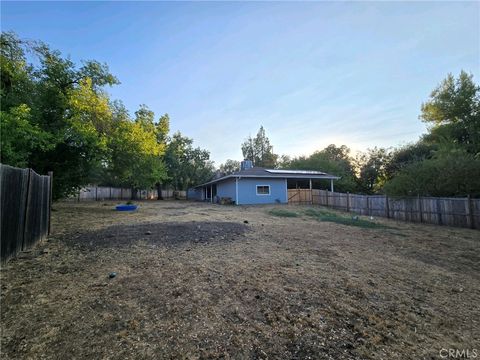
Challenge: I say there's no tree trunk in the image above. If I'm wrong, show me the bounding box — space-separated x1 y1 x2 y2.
156 182 163 200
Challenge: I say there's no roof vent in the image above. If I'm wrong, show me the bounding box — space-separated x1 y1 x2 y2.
241 160 253 171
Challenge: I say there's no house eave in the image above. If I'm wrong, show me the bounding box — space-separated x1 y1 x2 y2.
194 174 341 188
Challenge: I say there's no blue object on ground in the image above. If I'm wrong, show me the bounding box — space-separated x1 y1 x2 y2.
115 204 138 211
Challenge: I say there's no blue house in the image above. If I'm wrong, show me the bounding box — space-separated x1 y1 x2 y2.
189 160 339 205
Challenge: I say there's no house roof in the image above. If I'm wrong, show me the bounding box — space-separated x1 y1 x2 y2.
194 167 340 188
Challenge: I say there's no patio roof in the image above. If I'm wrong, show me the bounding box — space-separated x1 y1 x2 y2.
194 167 340 188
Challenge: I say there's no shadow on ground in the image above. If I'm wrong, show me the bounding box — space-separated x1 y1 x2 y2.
62 221 249 250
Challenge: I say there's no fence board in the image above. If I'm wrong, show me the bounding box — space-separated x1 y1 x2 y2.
288 189 311 204
1 164 52 263
23 170 50 250
287 188 480 230
75 186 186 201
1 165 29 262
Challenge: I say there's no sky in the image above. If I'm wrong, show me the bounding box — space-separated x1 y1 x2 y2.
1 1 479 165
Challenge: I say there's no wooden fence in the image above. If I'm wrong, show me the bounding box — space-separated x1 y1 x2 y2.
288 189 480 230
76 186 187 201
1 164 52 263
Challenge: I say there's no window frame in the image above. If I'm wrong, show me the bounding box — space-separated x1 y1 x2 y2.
256 184 271 196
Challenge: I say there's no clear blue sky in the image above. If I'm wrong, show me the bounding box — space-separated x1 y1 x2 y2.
2 1 479 165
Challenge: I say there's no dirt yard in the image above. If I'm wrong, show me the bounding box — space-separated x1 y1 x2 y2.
1 201 479 359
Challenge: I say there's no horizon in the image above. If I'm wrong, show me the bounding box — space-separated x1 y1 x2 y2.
2 1 479 165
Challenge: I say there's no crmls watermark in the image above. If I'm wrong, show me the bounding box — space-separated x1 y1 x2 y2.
439 349 478 358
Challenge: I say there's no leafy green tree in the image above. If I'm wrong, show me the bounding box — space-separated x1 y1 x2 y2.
383 72 480 197
421 71 480 155
321 144 356 176
107 104 167 192
0 32 35 110
241 126 278 167
384 141 437 180
134 104 156 132
384 149 480 197
0 104 54 167
0 32 170 199
164 132 214 190
282 145 359 193
1 32 119 198
153 113 170 198
0 32 173 199
219 159 240 175
241 136 256 164
322 144 351 163
276 154 292 168
356 147 391 194
156 113 170 144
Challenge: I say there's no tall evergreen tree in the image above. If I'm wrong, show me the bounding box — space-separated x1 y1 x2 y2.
241 126 278 167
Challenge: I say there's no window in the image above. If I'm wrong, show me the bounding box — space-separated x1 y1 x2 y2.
256 185 270 195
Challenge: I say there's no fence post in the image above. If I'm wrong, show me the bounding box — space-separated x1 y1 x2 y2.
366 196 370 216
325 190 329 207
385 195 390 219
109 187 112 200
346 192 350 212
418 195 423 223
309 179 312 205
22 169 33 251
48 171 53 235
466 195 474 229
436 198 443 226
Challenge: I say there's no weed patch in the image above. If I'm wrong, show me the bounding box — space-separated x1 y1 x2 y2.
268 209 299 218
304 208 389 229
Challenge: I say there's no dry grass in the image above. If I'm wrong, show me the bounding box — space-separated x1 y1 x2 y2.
1 200 479 359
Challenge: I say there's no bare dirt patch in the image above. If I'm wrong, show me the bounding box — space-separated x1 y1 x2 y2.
64 221 248 250
1 201 479 359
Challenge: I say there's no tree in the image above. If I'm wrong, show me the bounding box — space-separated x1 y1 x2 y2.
322 144 351 163
384 149 480 197
241 135 257 164
356 147 391 194
241 126 278 167
1 32 120 198
276 154 292 168
0 32 172 199
107 105 167 193
384 141 437 180
382 72 480 197
219 159 240 175
421 71 480 155
321 144 356 176
281 145 359 193
134 104 156 131
0 32 35 110
156 113 170 144
164 132 214 190
154 113 170 199
0 104 54 167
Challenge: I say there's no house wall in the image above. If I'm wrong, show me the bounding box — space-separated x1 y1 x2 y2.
216 179 236 202
187 188 203 201
193 177 288 205
237 178 287 205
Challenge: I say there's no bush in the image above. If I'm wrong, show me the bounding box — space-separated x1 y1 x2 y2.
384 153 480 197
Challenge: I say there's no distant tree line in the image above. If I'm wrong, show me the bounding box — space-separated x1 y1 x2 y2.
219 71 480 197
2 32 479 199
0 32 214 199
